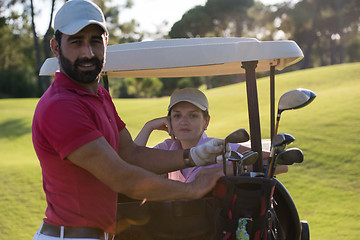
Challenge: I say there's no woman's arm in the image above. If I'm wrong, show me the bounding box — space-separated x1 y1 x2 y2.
134 116 173 146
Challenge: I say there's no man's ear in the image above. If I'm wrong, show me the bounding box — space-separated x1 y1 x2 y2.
50 37 60 59
105 35 109 45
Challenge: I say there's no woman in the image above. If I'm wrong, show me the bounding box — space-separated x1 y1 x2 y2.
135 88 285 182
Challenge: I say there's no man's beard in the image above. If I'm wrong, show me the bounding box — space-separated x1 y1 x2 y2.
59 48 104 84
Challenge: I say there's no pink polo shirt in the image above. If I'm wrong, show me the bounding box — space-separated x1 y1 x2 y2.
32 72 126 233
154 132 239 182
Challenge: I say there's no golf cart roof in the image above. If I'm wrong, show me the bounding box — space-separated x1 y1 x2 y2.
39 37 303 78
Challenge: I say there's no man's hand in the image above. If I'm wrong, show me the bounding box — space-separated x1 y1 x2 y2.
188 167 225 199
190 138 231 166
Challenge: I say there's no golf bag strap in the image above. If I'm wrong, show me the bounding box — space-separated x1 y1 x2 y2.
222 181 235 213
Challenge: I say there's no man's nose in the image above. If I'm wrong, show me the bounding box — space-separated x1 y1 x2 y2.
81 43 95 58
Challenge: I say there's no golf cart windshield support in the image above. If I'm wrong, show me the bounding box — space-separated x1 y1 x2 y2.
103 74 109 92
242 60 263 171
270 66 276 140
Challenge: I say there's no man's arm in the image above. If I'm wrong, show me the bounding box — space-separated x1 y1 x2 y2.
121 127 230 174
120 128 186 174
67 135 223 201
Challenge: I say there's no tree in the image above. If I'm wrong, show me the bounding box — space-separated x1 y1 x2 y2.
110 77 163 98
29 0 56 92
169 0 255 38
0 0 57 94
170 6 213 38
277 0 360 68
0 7 38 97
205 0 254 37
94 0 144 44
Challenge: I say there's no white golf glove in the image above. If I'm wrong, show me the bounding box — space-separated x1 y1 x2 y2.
190 138 231 166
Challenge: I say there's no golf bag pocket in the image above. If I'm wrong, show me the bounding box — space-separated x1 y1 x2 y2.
212 176 276 240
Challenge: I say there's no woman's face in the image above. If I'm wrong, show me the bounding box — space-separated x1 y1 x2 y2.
170 101 210 148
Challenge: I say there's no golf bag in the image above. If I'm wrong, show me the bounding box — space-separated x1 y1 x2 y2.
212 176 277 240
114 176 307 240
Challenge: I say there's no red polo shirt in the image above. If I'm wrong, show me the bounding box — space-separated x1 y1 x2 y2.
32 72 126 233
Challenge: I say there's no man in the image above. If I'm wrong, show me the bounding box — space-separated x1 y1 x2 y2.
32 0 229 239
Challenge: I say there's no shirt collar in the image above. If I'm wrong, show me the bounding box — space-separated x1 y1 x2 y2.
54 72 105 98
196 132 211 146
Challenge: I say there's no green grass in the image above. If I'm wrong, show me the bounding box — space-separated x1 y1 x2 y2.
1 63 359 239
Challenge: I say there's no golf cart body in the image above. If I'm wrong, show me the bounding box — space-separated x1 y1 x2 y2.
40 37 308 239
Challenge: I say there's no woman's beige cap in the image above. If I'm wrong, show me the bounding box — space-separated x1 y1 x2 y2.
54 0 108 35
168 88 209 111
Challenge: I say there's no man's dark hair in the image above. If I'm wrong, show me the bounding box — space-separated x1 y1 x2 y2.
54 30 63 46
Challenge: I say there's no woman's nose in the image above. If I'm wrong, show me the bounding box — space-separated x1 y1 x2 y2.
179 116 189 124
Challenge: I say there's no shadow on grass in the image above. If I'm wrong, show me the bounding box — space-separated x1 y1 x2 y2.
0 119 31 139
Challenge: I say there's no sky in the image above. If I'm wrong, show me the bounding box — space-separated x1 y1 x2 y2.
34 0 296 37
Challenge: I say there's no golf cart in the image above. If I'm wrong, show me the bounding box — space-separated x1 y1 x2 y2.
40 37 313 240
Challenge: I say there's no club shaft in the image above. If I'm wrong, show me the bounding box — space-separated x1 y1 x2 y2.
223 152 226 175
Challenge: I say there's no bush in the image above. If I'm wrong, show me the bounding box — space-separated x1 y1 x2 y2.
0 68 38 98
109 77 163 98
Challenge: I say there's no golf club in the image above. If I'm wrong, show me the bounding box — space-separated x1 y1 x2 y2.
266 133 295 178
228 150 259 176
274 88 316 137
272 133 295 147
238 151 258 174
228 150 243 176
275 148 303 166
225 129 250 144
223 129 250 175
268 148 303 178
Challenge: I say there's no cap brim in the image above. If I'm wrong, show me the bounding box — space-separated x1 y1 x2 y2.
168 100 207 111
58 20 108 35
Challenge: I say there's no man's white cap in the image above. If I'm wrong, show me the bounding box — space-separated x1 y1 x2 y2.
168 88 209 111
54 0 108 35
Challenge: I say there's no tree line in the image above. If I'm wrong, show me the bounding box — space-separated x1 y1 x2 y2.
0 0 359 98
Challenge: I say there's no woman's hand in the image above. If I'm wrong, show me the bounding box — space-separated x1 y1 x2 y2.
134 116 174 146
147 117 172 134
145 116 174 139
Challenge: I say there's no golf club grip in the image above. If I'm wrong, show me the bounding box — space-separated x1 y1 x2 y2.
266 158 274 178
274 121 280 138
223 152 226 175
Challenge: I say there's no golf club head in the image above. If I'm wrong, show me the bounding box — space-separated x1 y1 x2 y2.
228 150 243 162
272 133 295 147
276 147 304 165
241 151 259 166
278 88 316 114
225 128 250 144
228 151 244 176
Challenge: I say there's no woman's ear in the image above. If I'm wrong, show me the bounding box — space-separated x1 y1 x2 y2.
204 115 210 130
167 115 176 140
